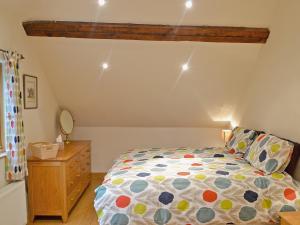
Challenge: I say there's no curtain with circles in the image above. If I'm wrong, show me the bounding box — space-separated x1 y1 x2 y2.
2 52 26 181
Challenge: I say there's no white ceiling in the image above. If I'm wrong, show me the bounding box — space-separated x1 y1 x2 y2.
1 0 279 127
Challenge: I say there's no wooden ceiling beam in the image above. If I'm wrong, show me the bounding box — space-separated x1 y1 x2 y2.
23 21 270 44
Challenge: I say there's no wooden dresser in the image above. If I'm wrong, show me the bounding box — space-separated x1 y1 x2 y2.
27 140 91 222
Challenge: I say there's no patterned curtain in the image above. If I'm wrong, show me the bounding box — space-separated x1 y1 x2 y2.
2 52 26 181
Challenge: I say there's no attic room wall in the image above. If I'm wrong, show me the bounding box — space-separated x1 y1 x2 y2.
236 0 300 143
0 11 59 187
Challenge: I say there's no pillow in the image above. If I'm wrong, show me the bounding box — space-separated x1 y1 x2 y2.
225 127 258 154
246 134 294 175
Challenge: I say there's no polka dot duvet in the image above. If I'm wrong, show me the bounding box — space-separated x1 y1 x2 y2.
94 147 300 225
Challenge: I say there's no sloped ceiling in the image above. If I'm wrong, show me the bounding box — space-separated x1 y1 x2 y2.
1 0 279 127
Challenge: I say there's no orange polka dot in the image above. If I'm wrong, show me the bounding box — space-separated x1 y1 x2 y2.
120 167 131 170
116 195 131 208
184 154 194 158
203 190 218 202
284 188 296 201
254 171 265 176
123 160 133 163
191 163 202 166
177 172 190 176
258 134 266 142
228 149 235 154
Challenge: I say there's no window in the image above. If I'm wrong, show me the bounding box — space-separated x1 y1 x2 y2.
0 63 3 152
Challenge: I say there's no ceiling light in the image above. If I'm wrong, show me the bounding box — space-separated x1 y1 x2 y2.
102 62 109 70
182 63 189 71
98 0 106 6
185 0 193 9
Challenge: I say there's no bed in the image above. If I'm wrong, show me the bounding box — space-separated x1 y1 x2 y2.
94 130 300 225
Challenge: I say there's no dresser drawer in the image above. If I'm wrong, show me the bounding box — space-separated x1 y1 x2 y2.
67 183 81 211
66 155 81 194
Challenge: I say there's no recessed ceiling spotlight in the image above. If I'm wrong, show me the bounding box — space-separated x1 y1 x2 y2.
102 62 109 70
182 63 189 71
98 0 106 6
185 0 193 9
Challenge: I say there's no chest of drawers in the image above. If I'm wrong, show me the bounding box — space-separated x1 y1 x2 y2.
27 140 91 222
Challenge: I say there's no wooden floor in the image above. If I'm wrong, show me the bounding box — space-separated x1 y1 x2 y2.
28 173 105 225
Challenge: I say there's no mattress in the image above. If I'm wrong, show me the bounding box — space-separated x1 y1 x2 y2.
94 147 300 225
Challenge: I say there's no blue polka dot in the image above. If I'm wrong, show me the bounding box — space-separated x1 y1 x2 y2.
111 213 129 225
172 178 191 190
254 177 270 189
113 171 128 176
229 137 236 146
137 172 151 177
280 205 296 212
259 150 267 162
193 149 204 154
214 177 231 189
265 159 278 173
153 155 164 159
130 180 148 193
154 209 171 225
133 161 146 166
138 151 147 153
239 206 256 221
158 192 174 205
214 154 224 158
226 163 237 165
151 168 166 172
138 159 148 161
134 153 145 158
95 186 106 199
196 207 215 223
156 164 167 167
260 136 270 147
244 190 258 203
216 170 229 176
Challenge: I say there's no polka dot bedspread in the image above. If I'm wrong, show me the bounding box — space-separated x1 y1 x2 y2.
94 147 300 225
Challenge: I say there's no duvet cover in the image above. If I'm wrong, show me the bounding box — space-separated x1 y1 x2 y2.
94 147 300 225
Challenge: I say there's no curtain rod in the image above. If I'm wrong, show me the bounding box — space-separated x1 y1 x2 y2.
0 48 25 59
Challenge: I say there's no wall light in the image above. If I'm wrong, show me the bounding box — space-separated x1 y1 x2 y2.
182 63 189 71
185 0 193 9
98 0 106 6
102 62 109 70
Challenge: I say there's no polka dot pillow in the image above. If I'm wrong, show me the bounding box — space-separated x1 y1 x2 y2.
246 134 294 175
225 127 258 154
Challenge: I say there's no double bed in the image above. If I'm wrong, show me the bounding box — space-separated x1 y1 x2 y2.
94 129 300 225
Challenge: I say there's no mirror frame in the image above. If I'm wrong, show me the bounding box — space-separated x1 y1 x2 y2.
59 109 74 143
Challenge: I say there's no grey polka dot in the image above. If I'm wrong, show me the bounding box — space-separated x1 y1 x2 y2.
130 180 148 193
254 177 270 189
172 178 191 190
196 207 215 223
154 208 171 225
265 159 278 173
280 205 296 212
214 177 232 189
239 206 256 221
111 213 129 225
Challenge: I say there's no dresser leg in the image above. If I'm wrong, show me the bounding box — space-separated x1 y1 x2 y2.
62 214 68 223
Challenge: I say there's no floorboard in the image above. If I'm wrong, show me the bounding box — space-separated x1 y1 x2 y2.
28 173 105 225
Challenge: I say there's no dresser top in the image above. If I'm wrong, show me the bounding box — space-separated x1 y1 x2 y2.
27 140 91 162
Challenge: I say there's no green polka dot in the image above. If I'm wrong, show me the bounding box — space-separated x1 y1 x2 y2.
130 180 148 193
214 177 231 189
220 200 232 211
271 144 281 153
177 200 189 212
234 174 246 181
196 207 215 223
239 206 256 221
154 208 172 225
271 173 285 180
172 178 191 190
238 141 246 150
262 199 272 209
195 174 206 180
154 175 165 182
112 178 124 185
134 203 147 215
97 208 103 218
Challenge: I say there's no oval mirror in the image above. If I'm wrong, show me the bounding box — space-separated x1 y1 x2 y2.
59 110 74 143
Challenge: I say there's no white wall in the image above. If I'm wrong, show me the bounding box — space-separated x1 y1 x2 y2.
0 12 59 184
73 127 224 172
236 0 300 143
